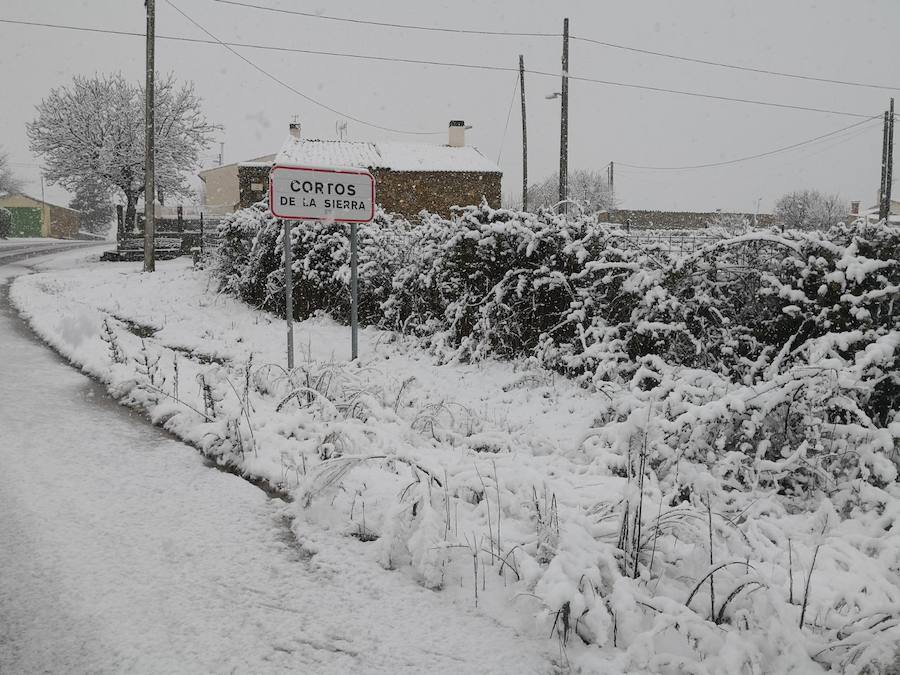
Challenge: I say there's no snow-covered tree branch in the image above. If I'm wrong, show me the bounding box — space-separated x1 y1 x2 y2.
27 72 220 228
774 189 847 231
508 169 616 214
0 149 25 196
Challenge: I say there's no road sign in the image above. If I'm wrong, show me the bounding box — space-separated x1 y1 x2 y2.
269 164 375 223
268 164 376 364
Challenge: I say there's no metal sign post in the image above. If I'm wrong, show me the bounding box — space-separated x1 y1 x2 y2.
350 221 359 360
283 218 294 370
269 164 375 363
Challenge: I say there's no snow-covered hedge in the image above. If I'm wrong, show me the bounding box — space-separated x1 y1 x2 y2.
215 203 899 498
216 203 898 438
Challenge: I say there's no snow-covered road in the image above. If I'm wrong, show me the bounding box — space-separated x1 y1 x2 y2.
0 238 106 265
0 253 549 674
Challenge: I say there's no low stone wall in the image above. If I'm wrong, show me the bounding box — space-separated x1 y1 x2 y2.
597 209 778 230
47 206 80 239
103 207 221 261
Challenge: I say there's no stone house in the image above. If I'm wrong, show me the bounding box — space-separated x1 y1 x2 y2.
198 154 276 215
238 121 502 219
851 198 900 225
0 193 80 238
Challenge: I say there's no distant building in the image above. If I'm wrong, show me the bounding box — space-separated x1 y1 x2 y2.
238 120 502 219
0 193 80 238
596 209 778 230
852 197 900 224
198 154 276 215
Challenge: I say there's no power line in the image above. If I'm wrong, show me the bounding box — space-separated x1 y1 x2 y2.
0 18 517 75
551 71 870 119
570 36 900 92
212 0 558 37
617 116 880 171
0 17 873 120
161 1 443 135
213 0 900 92
496 74 519 163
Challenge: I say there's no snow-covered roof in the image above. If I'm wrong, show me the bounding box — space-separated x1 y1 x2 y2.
275 137 501 173
199 154 275 177
0 192 78 212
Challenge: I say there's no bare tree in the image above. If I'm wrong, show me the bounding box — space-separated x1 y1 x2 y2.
774 190 846 231
27 72 219 228
0 149 25 196
515 169 616 214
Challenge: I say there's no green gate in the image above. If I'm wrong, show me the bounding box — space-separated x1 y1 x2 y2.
8 207 42 237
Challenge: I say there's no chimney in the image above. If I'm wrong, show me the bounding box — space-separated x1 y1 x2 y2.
289 121 302 140
448 120 465 147
850 200 860 215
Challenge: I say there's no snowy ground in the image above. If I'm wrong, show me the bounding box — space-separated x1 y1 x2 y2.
1 251 552 674
8 253 900 673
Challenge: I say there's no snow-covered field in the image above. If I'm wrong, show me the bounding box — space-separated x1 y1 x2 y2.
10 254 900 674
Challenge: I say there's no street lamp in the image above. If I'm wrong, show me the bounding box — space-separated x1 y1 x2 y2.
545 91 567 213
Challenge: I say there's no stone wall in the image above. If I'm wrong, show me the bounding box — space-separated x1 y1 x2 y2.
238 165 272 209
597 209 779 230
47 205 80 239
237 164 501 219
371 169 501 219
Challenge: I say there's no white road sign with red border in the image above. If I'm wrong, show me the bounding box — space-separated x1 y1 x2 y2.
269 165 375 222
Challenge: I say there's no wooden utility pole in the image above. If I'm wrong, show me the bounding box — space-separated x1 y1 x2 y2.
885 98 894 221
519 54 528 211
879 110 889 222
608 161 615 197
144 0 156 272
559 17 569 214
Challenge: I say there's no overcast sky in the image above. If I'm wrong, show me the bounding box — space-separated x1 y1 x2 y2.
2 0 898 212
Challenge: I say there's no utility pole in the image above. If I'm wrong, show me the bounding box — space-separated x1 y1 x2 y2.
879 111 889 222
885 98 894 222
39 172 49 237
608 161 614 197
559 17 569 214
144 0 156 272
519 54 528 211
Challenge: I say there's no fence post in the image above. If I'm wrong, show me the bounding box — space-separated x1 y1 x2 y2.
116 205 124 240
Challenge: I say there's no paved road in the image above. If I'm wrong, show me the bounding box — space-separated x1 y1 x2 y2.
0 252 548 674
0 239 108 265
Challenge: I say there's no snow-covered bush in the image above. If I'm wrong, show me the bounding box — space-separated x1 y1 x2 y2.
216 204 416 325
215 204 899 496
